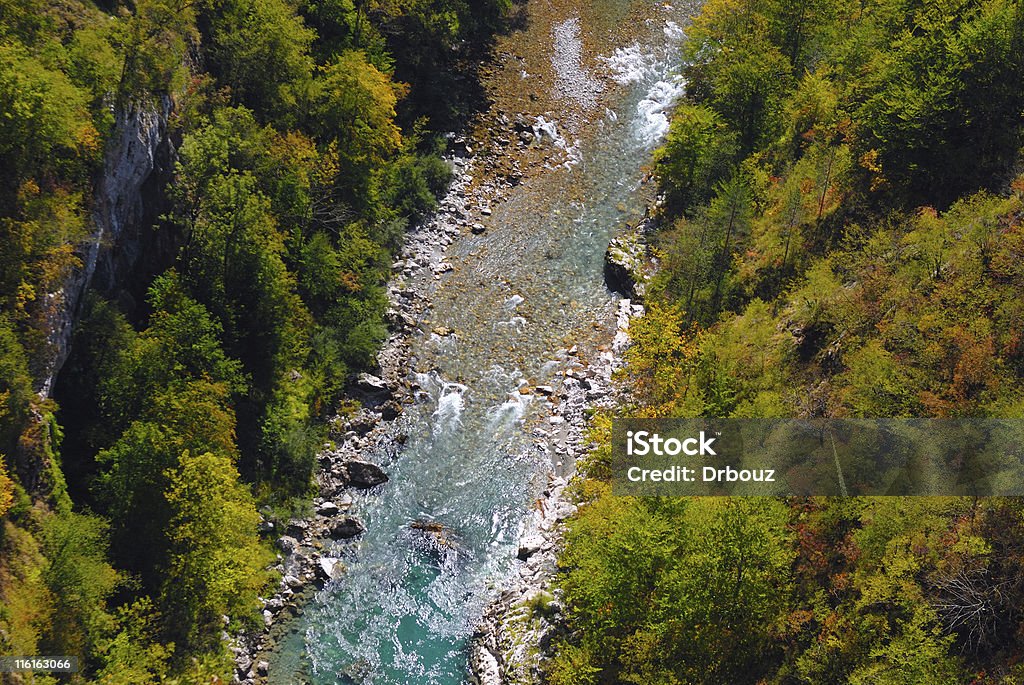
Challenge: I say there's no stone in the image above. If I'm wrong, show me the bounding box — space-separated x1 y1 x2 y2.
345 460 389 488
355 373 390 394
410 520 445 533
517 535 545 561
277 535 299 555
283 574 304 589
471 223 486 234
256 661 269 676
534 385 555 396
286 518 308 536
317 501 341 516
329 516 366 539
318 557 345 581
603 231 647 301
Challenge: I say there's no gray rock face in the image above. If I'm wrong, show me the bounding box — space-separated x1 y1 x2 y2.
318 557 345 581
316 501 341 516
40 97 173 397
345 460 389 488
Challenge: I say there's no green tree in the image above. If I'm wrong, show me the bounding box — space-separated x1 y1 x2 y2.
161 450 271 651
39 511 119 665
654 103 737 212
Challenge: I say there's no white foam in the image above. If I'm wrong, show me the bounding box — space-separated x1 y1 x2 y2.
600 43 657 85
635 76 686 147
504 294 525 309
433 380 468 431
486 390 532 431
533 116 583 168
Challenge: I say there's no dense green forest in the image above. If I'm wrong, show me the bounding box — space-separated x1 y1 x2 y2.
0 0 507 680
551 0 1024 683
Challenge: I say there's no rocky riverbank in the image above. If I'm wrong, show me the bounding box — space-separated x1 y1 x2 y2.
230 150 482 683
468 295 643 685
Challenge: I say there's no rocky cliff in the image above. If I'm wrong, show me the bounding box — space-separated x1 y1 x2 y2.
38 96 174 397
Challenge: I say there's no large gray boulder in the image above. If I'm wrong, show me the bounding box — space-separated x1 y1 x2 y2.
329 516 366 539
603 234 647 301
345 460 389 488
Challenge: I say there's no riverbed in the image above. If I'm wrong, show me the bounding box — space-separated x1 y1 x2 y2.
267 2 694 682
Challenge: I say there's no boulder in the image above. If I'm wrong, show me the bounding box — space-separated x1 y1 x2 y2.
329 516 366 540
316 501 341 516
345 460 389 488
236 655 253 678
355 373 391 396
603 232 647 301
318 557 345 581
277 535 299 555
517 535 545 561
286 518 308 535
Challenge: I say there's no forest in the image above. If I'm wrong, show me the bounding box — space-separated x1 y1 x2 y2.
549 0 1024 683
0 0 507 681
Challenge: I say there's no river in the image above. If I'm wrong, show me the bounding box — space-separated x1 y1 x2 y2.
269 1 692 682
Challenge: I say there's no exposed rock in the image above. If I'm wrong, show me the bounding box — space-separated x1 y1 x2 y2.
316 501 341 516
277 536 299 555
328 516 366 539
285 519 308 537
318 557 345 581
236 654 253 678
356 373 391 395
345 460 389 488
410 520 445 533
517 535 545 561
603 230 648 301
40 97 174 397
